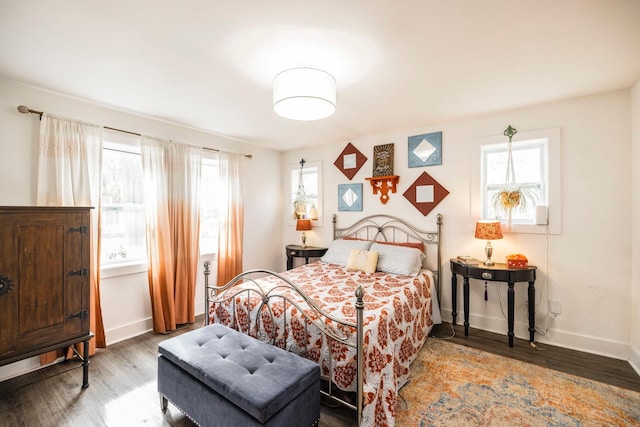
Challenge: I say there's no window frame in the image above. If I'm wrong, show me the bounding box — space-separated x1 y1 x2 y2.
100 131 148 276
286 160 323 226
471 127 561 235
481 138 547 224
199 152 220 256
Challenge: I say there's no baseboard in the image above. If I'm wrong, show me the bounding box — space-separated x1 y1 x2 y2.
105 317 154 345
440 309 632 361
630 345 640 377
106 303 205 346
0 355 64 382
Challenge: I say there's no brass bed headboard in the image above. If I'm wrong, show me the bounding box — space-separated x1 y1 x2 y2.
332 213 443 302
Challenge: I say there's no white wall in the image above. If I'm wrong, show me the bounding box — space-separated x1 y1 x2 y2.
283 89 634 360
0 78 282 379
631 81 640 373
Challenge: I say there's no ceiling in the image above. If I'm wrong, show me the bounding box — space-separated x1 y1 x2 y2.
1 1 639 151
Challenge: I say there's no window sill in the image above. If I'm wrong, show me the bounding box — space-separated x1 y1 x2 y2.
504 223 560 235
100 260 148 279
100 253 217 280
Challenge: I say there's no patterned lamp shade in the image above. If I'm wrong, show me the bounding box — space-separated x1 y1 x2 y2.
475 221 503 240
296 219 312 231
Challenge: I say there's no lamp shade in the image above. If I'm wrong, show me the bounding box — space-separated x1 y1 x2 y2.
475 220 503 240
273 67 336 121
296 219 312 231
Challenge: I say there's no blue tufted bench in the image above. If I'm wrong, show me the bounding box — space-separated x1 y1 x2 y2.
157 323 320 426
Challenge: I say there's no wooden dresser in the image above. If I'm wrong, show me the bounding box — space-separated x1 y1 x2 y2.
0 206 93 388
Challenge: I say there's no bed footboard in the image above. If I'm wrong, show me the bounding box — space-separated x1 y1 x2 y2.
204 262 364 426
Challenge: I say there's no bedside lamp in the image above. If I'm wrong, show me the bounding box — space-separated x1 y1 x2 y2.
296 219 312 247
475 220 503 266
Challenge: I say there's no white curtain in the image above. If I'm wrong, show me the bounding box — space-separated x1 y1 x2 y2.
217 152 245 286
37 115 102 207
141 136 202 333
36 114 106 356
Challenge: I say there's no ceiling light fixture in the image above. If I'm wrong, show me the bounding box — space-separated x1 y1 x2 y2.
273 67 336 121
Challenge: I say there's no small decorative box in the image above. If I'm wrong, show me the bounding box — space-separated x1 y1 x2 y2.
507 259 528 269
506 254 528 269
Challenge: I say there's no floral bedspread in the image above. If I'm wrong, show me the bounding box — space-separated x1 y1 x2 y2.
208 261 436 427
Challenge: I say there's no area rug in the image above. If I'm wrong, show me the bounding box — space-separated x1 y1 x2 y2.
395 339 640 427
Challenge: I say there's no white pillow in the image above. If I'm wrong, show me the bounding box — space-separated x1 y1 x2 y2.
370 242 425 276
321 239 373 266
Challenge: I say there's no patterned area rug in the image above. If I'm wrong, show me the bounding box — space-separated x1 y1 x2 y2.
395 339 640 426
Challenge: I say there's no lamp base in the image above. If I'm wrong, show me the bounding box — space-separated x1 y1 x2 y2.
483 241 494 266
301 231 307 248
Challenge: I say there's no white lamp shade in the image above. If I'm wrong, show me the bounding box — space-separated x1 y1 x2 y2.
273 67 336 121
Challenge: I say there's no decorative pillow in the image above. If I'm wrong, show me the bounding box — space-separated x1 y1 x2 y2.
342 237 425 253
370 242 425 276
376 240 426 253
346 249 379 273
320 239 373 266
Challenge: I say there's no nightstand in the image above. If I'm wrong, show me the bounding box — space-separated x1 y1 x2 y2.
286 245 328 270
450 259 537 347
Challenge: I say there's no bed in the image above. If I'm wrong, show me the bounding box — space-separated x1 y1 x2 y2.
204 214 442 427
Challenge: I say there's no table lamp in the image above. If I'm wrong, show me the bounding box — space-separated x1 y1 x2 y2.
475 220 503 266
296 219 312 247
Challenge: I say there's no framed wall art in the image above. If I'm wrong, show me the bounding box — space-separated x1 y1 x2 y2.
372 143 394 176
338 183 363 211
408 131 442 167
334 142 367 180
402 171 449 216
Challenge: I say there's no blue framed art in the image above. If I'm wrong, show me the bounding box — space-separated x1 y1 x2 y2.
338 183 363 211
408 131 442 167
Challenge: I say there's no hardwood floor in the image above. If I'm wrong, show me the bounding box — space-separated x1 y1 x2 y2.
430 322 640 393
1 318 638 426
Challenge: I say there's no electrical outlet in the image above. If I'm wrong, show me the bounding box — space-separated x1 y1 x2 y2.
549 300 562 315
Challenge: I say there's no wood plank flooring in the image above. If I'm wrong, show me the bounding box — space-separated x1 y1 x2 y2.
1 318 638 426
430 322 640 393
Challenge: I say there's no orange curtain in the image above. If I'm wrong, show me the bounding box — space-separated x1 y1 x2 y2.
36 115 106 365
217 152 244 285
141 137 201 333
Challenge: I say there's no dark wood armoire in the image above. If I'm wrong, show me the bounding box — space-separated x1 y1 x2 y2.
0 206 93 388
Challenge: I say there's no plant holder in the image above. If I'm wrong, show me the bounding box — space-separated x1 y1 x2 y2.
492 125 537 228
503 125 517 226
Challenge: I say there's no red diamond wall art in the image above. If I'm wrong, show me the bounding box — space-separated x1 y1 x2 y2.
403 171 449 216
334 142 367 180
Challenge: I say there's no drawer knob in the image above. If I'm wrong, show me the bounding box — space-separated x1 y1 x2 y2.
482 272 493 280
290 251 296 255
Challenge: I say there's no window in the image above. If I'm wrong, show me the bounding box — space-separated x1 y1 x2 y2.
481 138 547 224
199 154 219 255
288 160 322 224
100 133 221 271
471 128 561 234
101 134 146 266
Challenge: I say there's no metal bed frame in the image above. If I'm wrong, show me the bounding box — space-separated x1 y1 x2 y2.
204 213 442 426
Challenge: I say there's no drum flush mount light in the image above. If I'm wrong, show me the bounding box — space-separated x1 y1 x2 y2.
273 67 336 121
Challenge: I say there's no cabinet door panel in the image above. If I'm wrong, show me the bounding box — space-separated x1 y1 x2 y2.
18 223 66 333
0 217 18 356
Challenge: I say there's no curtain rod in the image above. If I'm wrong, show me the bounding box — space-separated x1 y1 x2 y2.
17 105 253 159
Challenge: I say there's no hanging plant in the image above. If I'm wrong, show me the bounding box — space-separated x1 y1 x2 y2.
493 185 537 212
492 125 537 223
